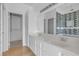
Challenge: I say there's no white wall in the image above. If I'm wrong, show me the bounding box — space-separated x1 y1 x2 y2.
27 7 57 35
37 13 44 33
28 8 45 35
44 9 56 20
28 7 38 35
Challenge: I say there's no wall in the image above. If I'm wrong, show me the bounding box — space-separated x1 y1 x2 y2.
28 7 38 35
28 8 45 35
37 13 44 33
30 9 57 35
44 9 56 20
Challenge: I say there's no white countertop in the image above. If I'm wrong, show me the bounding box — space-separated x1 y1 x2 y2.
30 34 79 55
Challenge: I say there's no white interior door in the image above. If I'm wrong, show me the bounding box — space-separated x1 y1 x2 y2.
48 18 54 34
10 13 22 42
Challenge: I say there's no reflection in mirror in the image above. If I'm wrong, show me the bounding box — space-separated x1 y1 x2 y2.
56 10 79 37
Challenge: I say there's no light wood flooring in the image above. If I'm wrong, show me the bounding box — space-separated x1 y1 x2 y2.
10 40 22 48
3 40 35 56
0 52 2 56
3 47 35 56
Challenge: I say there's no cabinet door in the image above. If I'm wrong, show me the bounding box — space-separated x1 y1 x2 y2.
29 36 35 53
41 41 62 56
62 49 77 56
35 39 40 56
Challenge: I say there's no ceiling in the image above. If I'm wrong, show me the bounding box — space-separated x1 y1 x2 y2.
24 3 51 12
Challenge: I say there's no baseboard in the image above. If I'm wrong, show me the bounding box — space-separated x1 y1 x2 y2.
23 42 27 46
2 47 8 55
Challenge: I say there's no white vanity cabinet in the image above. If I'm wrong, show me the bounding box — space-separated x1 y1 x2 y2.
34 39 41 55
61 49 77 56
29 36 63 56
41 41 63 56
41 41 77 56
29 35 78 56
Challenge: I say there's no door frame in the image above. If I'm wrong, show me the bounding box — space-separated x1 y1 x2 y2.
8 12 23 48
1 3 3 55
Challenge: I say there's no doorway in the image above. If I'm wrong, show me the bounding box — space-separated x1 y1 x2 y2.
48 18 54 34
9 13 23 48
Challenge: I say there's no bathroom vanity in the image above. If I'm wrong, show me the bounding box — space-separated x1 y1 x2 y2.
29 34 79 56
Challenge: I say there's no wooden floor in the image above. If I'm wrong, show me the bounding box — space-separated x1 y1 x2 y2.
3 40 35 56
0 52 2 56
10 40 22 48
3 47 35 56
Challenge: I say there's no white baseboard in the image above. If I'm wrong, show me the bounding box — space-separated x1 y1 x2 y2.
23 42 26 46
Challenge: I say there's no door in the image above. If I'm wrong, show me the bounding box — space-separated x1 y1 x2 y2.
10 13 22 48
48 18 54 34
44 19 46 33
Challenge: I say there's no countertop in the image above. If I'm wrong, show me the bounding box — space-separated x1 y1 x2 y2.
30 34 79 55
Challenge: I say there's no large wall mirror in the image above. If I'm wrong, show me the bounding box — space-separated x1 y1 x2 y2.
44 4 79 38
56 10 79 37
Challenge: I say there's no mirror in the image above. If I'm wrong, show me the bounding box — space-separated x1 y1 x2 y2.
56 4 79 38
